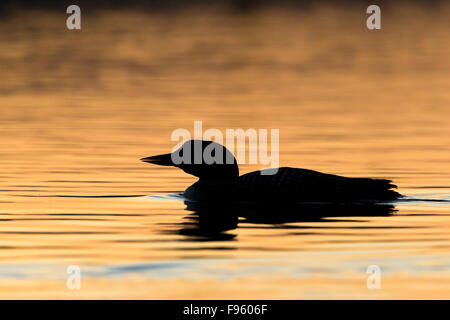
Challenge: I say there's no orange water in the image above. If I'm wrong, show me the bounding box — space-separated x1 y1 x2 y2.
0 3 449 298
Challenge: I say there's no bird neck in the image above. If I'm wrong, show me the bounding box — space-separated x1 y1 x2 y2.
198 176 238 185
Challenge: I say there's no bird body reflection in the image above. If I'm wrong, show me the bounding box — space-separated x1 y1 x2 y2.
177 200 396 241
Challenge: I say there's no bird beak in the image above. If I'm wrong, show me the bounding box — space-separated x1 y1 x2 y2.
140 153 174 166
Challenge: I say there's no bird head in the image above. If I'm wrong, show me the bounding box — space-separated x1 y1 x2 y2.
141 140 239 181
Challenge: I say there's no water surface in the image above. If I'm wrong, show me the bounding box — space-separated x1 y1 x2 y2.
0 4 449 298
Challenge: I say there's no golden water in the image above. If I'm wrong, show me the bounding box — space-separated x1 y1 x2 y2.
0 4 449 298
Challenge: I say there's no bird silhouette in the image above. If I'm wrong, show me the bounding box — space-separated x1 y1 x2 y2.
141 140 401 204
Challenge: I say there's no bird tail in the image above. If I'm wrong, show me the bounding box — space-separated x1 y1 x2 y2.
351 178 401 200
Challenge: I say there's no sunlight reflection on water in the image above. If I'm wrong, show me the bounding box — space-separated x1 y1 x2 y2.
0 3 449 298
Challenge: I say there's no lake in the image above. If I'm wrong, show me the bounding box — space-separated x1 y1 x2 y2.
0 2 449 298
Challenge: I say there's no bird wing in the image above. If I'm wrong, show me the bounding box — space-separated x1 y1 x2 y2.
237 167 400 201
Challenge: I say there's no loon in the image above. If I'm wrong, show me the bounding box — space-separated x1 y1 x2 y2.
141 140 401 203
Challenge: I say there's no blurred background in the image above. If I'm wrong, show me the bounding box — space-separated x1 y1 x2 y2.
0 0 449 299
